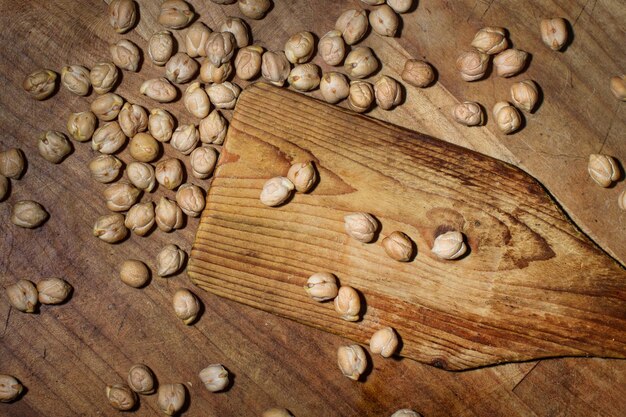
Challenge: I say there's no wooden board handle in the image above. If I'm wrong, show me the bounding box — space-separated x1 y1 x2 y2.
189 83 626 370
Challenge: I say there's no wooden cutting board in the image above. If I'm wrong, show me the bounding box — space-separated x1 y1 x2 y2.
188 83 626 371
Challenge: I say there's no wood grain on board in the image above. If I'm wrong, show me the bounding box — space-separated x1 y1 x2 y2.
0 0 625 416
189 83 626 370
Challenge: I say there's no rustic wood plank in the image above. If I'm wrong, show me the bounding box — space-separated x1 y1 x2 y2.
0 0 625 415
189 83 626 370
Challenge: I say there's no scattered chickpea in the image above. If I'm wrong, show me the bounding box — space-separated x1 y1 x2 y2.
369 4 399 37
92 121 127 154
165 52 199 84
205 31 237 67
369 327 399 357
452 101 483 127
200 59 233 84
471 26 508 55
156 243 186 277
287 161 317 192
348 80 375 113
119 103 148 138
304 272 338 302
176 183 205 217
493 48 528 78
205 82 241 109
11 200 48 229
382 231 413 262
128 364 156 395
238 0 271 20
510 80 539 113
374 75 402 110
6 279 39 313
149 30 175 66
288 64 321 92
318 30 346 66
91 93 125 121
106 383 137 411
90 62 119 95
173 288 201 325
155 197 185 232
155 158 184 190
0 148 26 179
120 259 151 288
149 108 176 143
387 0 413 13
199 110 228 144
391 410 422 417
334 286 361 321
171 124 200 155
432 230 467 260
335 9 369 45
158 0 195 29
67 111 98 142
337 344 367 380
125 201 156 236
344 212 378 243
157 383 186 416
130 132 161 162
610 75 626 101
234 45 264 80
140 78 178 103
540 18 569 51
401 59 435 88
108 0 137 34
88 154 123 183
262 51 292 87
262 408 294 417
456 51 489 82
23 69 57 100
344 46 379 79
37 278 72 305
320 72 350 104
110 39 141 72
260 177 295 206
220 17 250 48
184 82 211 119
588 154 620 187
492 102 522 134
284 31 315 64
0 374 23 403
61 65 91 96
185 22 212 58
93 213 128 243
190 146 218 179
38 130 72 164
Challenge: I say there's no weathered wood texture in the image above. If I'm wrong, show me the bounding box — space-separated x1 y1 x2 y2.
189 83 626 370
0 0 625 416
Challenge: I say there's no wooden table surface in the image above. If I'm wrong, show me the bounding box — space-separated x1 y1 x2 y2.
1 0 624 416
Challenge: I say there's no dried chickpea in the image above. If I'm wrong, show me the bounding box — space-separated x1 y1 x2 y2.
110 39 141 72
91 93 124 121
67 111 97 142
127 161 156 192
61 65 91 96
190 146 218 179
90 62 119 94
158 0 194 29
88 155 123 183
129 133 160 162
109 0 137 33
119 103 148 138
156 244 186 277
38 131 72 164
155 158 184 190
238 0 270 20
0 148 26 179
155 197 184 232
199 110 228 144
23 69 57 100
149 30 175 66
125 202 155 236
172 288 200 324
176 183 205 217
120 259 150 288
149 108 175 143
11 201 48 228
220 17 250 48
92 121 126 154
6 279 39 313
93 213 128 243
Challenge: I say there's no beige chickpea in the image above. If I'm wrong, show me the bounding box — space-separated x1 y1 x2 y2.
176 183 205 217
67 111 97 142
11 200 48 228
118 103 148 138
337 344 367 380
185 22 212 58
171 124 200 155
120 259 150 288
304 272 338 302
261 51 291 87
369 4 399 37
0 374 23 402
91 93 124 121
127 364 156 394
610 75 626 101
199 110 228 144
88 155 123 183
108 0 137 33
334 285 361 321
23 69 57 100
588 154 620 187
285 31 315 64
129 133 160 162
0 176 8 201
92 121 127 154
382 231 413 262
61 65 91 96
90 62 119 94
618 190 626 210
374 75 402 110
510 80 539 113
140 78 178 102
540 18 569 51
148 30 175 66
335 9 369 45
238 0 270 20
157 383 186 416
432 230 467 260
471 26 508 55
493 48 528 78
127 162 156 192
361 0 384 4
288 64 321 91
205 31 237 67
391 409 422 417
344 46 379 79
38 131 72 164
155 158 184 190
200 59 233 84
93 213 128 243
259 177 294 206
156 244 186 277
165 52 199 84
172 288 200 325
348 80 374 113
106 384 137 411
110 39 141 72
184 82 211 119
387 0 413 13
320 72 350 104
158 0 194 29
262 408 294 417
456 51 489 82
155 197 184 232
37 278 72 305
125 202 155 236
318 30 345 66
344 212 378 242
199 364 229 392
6 279 38 313
369 327 399 357
149 108 175 142
234 45 263 80
220 17 250 48
0 148 26 179
190 146 218 179
492 102 522 134
401 59 435 88
452 101 484 127
206 82 241 109
287 161 316 193
103 181 141 212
